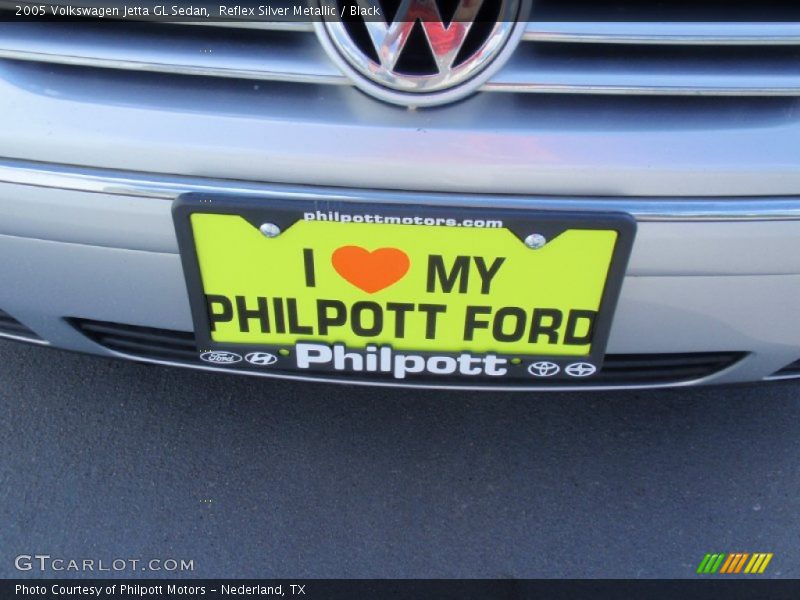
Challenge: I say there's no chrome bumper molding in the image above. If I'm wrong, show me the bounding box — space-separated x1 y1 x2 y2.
90 345 741 392
3 158 800 222
0 331 738 390
0 331 50 346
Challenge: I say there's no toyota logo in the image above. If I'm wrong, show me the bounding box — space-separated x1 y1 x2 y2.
314 0 529 106
527 361 560 377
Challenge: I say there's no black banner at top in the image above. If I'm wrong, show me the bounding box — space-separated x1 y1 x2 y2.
4 0 800 22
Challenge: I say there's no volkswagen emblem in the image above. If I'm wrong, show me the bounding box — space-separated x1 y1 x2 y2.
314 0 529 106
527 361 560 377
565 362 597 378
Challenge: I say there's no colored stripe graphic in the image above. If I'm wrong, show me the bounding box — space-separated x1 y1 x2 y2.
697 554 725 574
719 554 736 574
748 553 773 574
720 553 749 574
696 554 712 574
745 554 762 574
734 553 749 573
760 554 774 573
699 552 773 575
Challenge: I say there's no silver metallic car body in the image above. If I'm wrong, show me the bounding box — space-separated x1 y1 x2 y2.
2 17 800 388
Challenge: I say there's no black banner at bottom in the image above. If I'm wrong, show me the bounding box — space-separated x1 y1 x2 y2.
4 579 800 600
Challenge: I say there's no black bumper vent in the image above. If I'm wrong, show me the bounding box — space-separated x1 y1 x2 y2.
72 319 196 363
71 318 744 386
593 352 743 384
771 359 800 378
0 310 41 341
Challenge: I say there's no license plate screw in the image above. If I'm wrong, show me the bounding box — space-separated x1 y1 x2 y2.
259 222 281 238
524 233 547 249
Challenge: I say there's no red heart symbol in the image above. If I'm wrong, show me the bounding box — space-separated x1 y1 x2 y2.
331 246 410 294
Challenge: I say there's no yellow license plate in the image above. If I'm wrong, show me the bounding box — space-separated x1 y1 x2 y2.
174 196 635 383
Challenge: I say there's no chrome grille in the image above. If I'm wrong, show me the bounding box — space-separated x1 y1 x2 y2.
2 8 800 97
0 22 344 86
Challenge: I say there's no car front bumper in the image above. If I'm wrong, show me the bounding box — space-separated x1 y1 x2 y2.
2 158 800 390
4 52 800 389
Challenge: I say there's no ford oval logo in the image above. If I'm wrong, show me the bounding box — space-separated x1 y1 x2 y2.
200 351 243 365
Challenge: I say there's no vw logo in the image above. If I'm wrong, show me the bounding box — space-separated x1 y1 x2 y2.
314 0 529 106
565 362 597 378
527 361 560 377
199 351 242 365
245 352 279 367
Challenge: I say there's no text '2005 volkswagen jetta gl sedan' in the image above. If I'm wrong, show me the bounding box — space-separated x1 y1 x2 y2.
2 0 800 390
